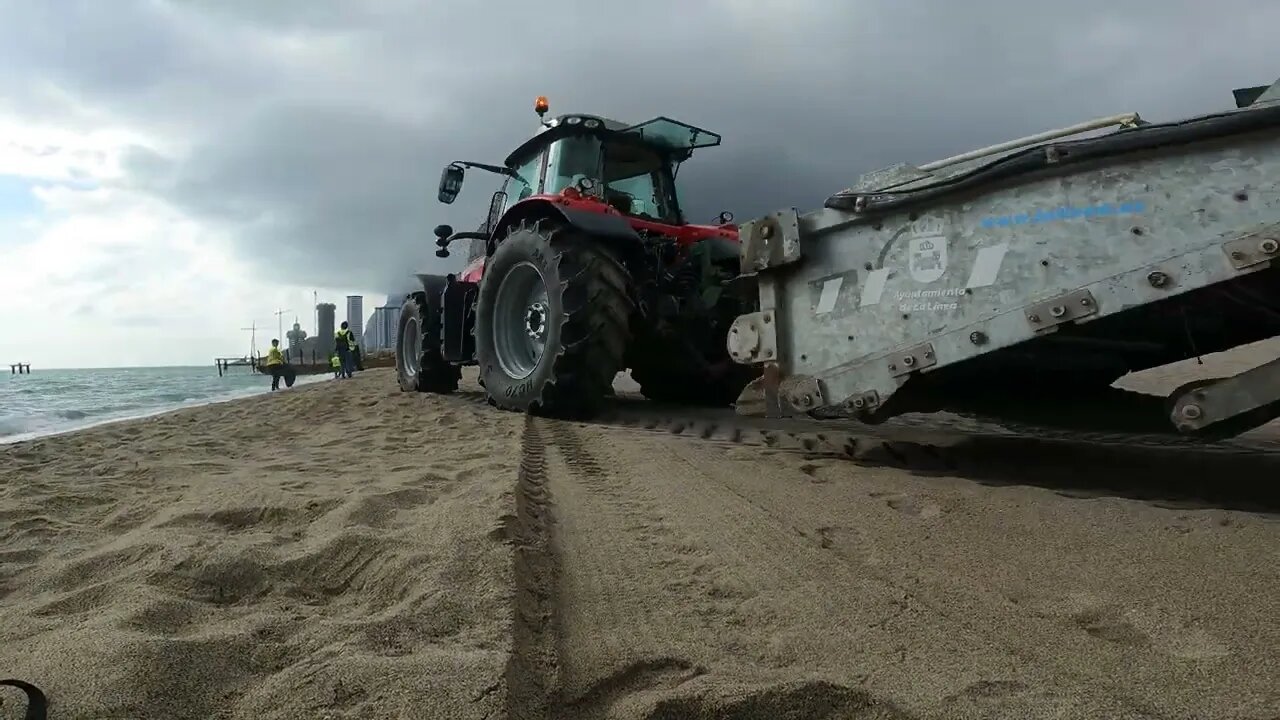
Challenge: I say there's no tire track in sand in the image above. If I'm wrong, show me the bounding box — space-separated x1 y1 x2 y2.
505 415 560 720
540 420 913 720
543 421 714 719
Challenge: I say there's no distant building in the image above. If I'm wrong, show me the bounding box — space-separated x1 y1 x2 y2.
286 320 307 353
369 303 400 351
290 302 339 362
365 308 385 350
362 303 402 351
381 302 400 351
346 296 364 345
317 302 336 343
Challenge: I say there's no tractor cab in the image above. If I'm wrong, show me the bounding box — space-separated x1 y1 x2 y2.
436 97 725 236
511 111 722 225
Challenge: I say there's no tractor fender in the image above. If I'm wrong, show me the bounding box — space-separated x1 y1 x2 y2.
489 198 642 261
413 273 449 299
412 273 477 364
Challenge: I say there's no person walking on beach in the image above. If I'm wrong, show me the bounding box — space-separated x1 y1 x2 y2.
265 338 287 391
335 322 356 379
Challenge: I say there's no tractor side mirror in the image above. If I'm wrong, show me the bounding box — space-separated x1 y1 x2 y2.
433 224 454 247
438 164 464 204
717 210 734 225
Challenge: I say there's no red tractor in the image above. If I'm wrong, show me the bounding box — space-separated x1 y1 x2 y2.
396 97 758 418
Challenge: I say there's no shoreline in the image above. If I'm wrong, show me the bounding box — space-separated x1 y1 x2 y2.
0 372 333 446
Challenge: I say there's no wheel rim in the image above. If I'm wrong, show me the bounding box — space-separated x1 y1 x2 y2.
493 261 550 380
400 315 421 377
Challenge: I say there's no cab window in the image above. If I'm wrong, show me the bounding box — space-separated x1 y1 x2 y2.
544 136 602 194
602 141 678 223
504 151 545 204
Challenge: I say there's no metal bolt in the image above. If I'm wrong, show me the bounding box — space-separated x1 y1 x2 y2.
1080 297 1091 306
802 394 813 406
1231 251 1245 261
888 363 897 371
1050 305 1066 318
902 356 915 367
969 331 988 345
853 397 865 409
1260 239 1278 254
1180 404 1203 420
1147 271 1170 288
923 351 934 359
1028 314 1041 323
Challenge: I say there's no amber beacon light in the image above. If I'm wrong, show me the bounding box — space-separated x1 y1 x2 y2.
534 96 549 118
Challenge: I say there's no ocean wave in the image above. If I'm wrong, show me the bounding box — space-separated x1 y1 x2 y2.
0 368 333 444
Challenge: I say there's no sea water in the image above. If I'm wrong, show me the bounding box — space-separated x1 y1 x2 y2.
0 366 332 444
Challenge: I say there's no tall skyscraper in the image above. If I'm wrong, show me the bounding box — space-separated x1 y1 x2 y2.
384 304 399 351
346 295 364 345
371 304 399 351
316 303 336 345
365 308 386 350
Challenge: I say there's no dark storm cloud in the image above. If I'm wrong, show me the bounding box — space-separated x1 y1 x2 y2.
5 0 1278 293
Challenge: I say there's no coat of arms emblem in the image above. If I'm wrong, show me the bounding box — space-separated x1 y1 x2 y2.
908 218 948 283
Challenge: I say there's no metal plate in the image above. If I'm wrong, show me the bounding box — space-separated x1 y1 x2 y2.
1222 231 1280 270
1025 289 1098 331
740 210 802 272
887 343 937 378
727 311 778 363
780 375 826 412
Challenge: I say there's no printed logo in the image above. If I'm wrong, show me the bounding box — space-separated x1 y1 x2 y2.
907 217 947 283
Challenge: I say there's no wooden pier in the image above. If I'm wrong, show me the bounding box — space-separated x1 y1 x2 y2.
9 363 31 375
214 356 257 377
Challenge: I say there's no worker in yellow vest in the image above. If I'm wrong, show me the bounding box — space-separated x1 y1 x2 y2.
335 322 356 379
330 353 342 378
265 338 287 391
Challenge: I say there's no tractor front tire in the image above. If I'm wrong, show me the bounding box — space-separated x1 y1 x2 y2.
396 292 460 394
475 221 631 418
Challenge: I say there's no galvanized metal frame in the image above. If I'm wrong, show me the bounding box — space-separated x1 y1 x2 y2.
729 78 1280 421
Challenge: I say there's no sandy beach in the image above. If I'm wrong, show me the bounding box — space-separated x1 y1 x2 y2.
2 348 1278 719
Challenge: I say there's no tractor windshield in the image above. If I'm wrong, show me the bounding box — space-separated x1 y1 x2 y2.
543 133 683 223
544 136 601 195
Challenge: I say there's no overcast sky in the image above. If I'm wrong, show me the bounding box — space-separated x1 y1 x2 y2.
1 0 1276 368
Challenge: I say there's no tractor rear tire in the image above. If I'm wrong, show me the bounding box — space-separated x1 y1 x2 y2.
397 292 460 394
475 220 631 418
